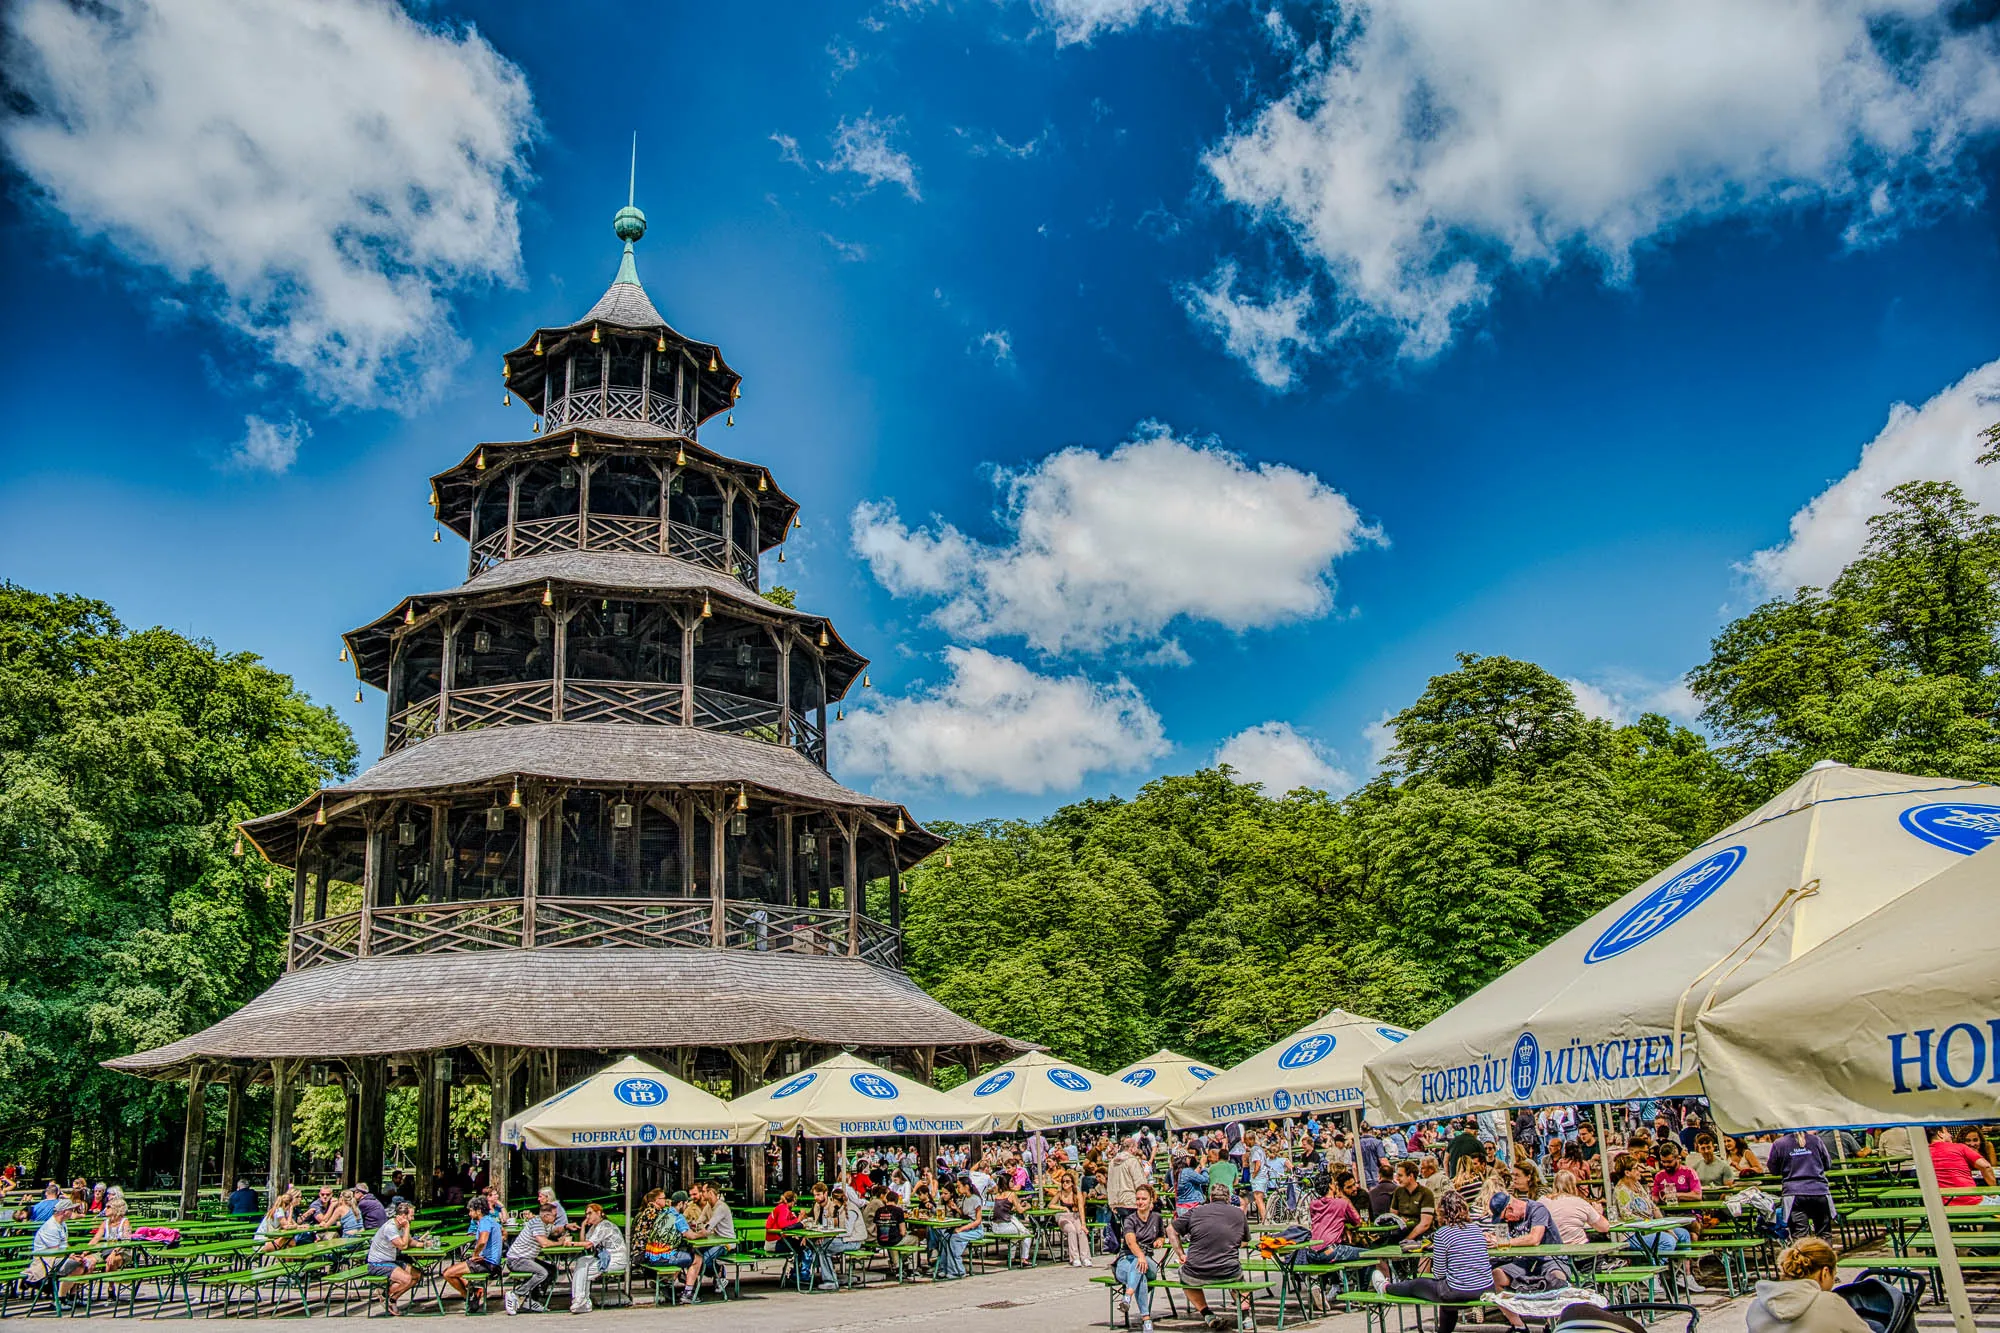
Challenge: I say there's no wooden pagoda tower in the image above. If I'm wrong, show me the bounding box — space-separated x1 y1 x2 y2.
109 201 1020 1213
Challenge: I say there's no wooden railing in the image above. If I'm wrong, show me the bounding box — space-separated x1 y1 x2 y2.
385 679 810 757
561 679 683 726
443 680 557 733
544 388 693 435
511 515 580 558
791 710 826 767
692 686 781 741
287 896 900 968
459 513 751 587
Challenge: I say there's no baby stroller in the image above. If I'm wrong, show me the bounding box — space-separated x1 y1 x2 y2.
1553 1302 1699 1333
1834 1268 1923 1333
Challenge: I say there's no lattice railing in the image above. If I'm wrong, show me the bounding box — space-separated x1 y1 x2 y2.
582 513 658 554
386 698 441 753
561 679 682 726
791 711 826 769
692 686 782 741
724 902 853 955
544 389 691 434
511 515 581 558
291 911 362 969
669 522 727 567
732 558 758 591
469 530 506 575
370 899 526 955
442 680 556 731
855 914 902 968
533 897 713 949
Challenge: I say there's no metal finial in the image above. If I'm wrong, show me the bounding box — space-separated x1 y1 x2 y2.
629 133 637 208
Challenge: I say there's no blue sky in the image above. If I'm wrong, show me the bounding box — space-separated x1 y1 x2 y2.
6 0 2000 821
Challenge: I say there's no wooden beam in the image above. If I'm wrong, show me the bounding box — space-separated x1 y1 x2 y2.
843 818 860 957
266 1059 298 1202
217 1069 245 1206
521 793 542 948
177 1063 208 1220
709 802 726 946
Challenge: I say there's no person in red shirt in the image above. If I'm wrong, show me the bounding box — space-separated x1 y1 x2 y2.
1929 1127 1996 1206
1650 1143 1703 1203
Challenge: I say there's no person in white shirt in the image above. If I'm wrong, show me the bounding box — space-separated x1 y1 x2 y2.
817 1176 868 1290
568 1202 627 1313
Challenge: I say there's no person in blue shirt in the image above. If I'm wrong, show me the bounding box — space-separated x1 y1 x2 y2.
28 1184 61 1222
227 1179 259 1215
442 1197 503 1312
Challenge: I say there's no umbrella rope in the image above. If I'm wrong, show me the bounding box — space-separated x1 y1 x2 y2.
1669 879 1819 1078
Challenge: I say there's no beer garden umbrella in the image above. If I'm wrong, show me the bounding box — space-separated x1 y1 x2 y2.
1165 1009 1414 1130
951 1049 1170 1130
731 1052 996 1139
1699 841 2000 1333
1109 1049 1225 1104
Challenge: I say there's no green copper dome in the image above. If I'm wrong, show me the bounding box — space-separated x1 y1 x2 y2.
613 205 647 244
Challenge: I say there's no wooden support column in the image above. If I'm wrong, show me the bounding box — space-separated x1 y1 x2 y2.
312 852 328 922
354 1058 387 1191
776 635 792 744
177 1063 209 1220
678 797 695 897
429 801 450 903
657 465 672 554
437 616 457 732
482 1047 513 1210
267 1059 297 1202
779 813 795 908
531 1052 557 1195
359 821 386 956
889 861 903 933
416 1054 440 1203
521 792 542 947
341 1071 361 1186
680 618 696 727
551 605 569 722
727 1046 776 1204
577 457 593 550
218 1069 245 1203
710 803 727 946
505 472 521 560
843 819 860 957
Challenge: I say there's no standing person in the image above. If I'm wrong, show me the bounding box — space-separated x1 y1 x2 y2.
1766 1131 1835 1239
1358 1124 1386 1188
1107 1137 1149 1240
1174 1184 1254 1332
366 1201 421 1315
1369 1191 1523 1333
1056 1171 1093 1267
1927 1126 1997 1206
441 1197 502 1312
1246 1132 1272 1224
1114 1186 1169 1333
568 1202 628 1314
1446 1120 1484 1180
503 1201 559 1315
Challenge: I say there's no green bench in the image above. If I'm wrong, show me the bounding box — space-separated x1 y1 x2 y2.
1333 1289 1488 1333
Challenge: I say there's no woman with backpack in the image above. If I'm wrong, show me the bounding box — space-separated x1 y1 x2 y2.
1746 1239 1872 1333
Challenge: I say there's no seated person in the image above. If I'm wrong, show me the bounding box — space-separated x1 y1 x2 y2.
681 1184 736 1304
1387 1160 1436 1243
568 1202 628 1314
504 1202 560 1314
1747 1238 1872 1333
1488 1190 1569 1290
441 1196 502 1311
1650 1143 1703 1203
365 1201 421 1315
1370 1191 1524 1333
1172 1185 1252 1333
1541 1171 1611 1245
1690 1134 1738 1192
1304 1174 1365 1265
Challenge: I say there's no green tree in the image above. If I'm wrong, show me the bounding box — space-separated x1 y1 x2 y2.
0 584 355 1178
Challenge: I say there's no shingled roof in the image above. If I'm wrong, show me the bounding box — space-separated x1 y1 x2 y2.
239 723 936 867
105 948 1025 1076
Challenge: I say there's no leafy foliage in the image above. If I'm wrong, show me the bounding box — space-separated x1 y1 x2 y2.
0 585 354 1176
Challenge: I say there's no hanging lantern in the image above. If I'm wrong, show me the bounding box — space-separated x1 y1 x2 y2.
613 801 634 829
508 781 523 809
798 832 817 856
476 449 487 470
707 351 718 372
656 332 666 352
894 811 906 835
503 391 512 407
541 583 554 607
233 833 244 858
485 805 506 832
436 1055 455 1082
612 611 630 635
398 820 416 847
591 324 601 345
701 594 712 618
735 786 749 812
314 802 327 827
473 631 492 654
533 335 544 356
730 811 749 838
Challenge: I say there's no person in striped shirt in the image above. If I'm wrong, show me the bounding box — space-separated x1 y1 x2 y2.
1369 1192 1522 1333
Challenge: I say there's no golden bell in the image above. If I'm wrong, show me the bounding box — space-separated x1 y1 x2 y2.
675 445 687 466
430 488 439 507
836 708 845 721
708 351 718 372
503 360 511 379
943 851 953 868
354 689 363 703
508 782 522 809
818 626 828 647
233 834 244 858
503 391 512 407
793 515 801 529
541 583 554 607
733 383 741 401
778 551 785 563
433 529 441 543
894 812 906 835
264 873 274 890
532 421 541 434
656 332 666 352
314 803 327 827
569 437 580 458
758 473 767 492
726 414 734 427
591 324 601 345
339 646 349 663
476 450 486 470
701 594 712 618
735 786 749 812
533 335 544 356
404 604 415 626
862 673 871 688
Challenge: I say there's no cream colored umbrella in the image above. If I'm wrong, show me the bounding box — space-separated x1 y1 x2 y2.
1110 1049 1225 1104
1363 763 2000 1124
731 1052 997 1138
1165 1010 1414 1129
952 1049 1169 1130
1698 840 2000 1333
501 1055 768 1149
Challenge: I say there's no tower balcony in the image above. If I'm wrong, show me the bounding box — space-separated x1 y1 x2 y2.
543 384 694 436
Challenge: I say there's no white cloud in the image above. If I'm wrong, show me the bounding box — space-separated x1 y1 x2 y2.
1562 675 1703 726
1179 262 1318 390
1214 721 1353 795
1364 713 1397 768
229 414 308 473
1205 0 2000 362
2 0 535 407
771 133 806 168
979 329 1015 365
824 114 921 199
1749 357 2000 592
851 423 1383 655
833 647 1168 794
1033 0 1189 45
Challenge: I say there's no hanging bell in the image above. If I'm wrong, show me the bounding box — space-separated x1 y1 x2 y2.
793 514 802 529
733 383 742 401
541 583 554 607
894 812 906 835
476 449 486 470
503 360 511 380
736 786 749 812
503 391 512 407
758 473 768 492
314 803 327 827
862 673 871 688
943 850 953 868
701 594 712 618
339 646 349 663
657 332 667 352
430 487 439 508
591 324 601 345
433 529 441 543
708 351 718 372
233 834 244 858
569 436 580 458
404 604 416 625
778 551 785 563
818 626 828 648
508 782 523 809
675 445 687 466
264 873 274 891
726 414 734 427
836 708 845 721
531 421 541 434
354 689 363 703
533 335 544 356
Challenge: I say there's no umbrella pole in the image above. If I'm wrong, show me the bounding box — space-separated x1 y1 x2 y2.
1593 1104 1614 1206
1909 1125 1975 1333
623 1147 633 1305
